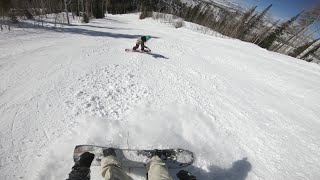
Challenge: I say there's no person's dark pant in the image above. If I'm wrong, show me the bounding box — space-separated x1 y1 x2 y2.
133 43 145 51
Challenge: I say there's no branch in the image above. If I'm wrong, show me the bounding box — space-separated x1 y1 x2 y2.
67 0 72 5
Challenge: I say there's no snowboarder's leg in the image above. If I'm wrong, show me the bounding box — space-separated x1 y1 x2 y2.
133 44 139 50
141 42 145 51
101 155 133 180
146 156 172 180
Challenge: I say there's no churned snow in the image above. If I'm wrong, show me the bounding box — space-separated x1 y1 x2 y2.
0 14 320 180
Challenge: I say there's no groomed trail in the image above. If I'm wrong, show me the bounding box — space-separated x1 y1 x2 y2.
1 14 320 180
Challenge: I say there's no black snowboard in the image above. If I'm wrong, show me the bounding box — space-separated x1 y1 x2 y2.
125 49 151 53
73 145 194 169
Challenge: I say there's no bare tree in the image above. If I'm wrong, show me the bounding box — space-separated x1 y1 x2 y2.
278 5 320 53
304 27 320 39
273 23 312 53
64 0 70 24
289 38 320 57
299 3 320 27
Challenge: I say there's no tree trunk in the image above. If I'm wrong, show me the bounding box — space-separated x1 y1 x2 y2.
64 0 70 24
297 39 320 59
0 10 3 32
105 0 109 16
101 0 104 17
86 0 89 17
82 0 85 19
78 0 80 20
90 1 93 17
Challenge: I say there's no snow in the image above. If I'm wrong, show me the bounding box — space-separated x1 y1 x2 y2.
1 14 320 180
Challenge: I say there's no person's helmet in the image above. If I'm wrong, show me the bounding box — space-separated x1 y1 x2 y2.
146 35 151 41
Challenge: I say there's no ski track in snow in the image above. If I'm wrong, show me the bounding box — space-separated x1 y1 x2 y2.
1 14 320 180
67 64 149 118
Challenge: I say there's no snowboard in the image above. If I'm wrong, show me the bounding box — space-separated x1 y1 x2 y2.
73 145 194 169
125 49 151 53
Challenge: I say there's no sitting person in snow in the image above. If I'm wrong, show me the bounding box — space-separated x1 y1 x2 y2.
66 148 196 180
133 35 152 52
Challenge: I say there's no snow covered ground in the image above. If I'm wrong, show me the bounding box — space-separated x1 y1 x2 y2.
1 14 320 180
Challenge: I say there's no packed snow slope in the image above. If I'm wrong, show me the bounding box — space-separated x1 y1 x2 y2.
1 14 320 180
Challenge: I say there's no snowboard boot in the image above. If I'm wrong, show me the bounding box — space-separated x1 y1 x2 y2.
103 148 116 157
74 152 95 168
144 149 163 159
177 170 197 180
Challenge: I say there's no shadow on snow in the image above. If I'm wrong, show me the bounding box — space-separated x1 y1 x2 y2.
38 19 132 30
185 158 252 180
14 21 158 39
147 52 169 59
129 157 251 180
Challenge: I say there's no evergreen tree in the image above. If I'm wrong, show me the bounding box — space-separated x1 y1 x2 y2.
253 20 279 44
140 0 154 19
9 10 19 24
219 10 234 34
190 5 200 22
24 9 34 20
92 0 106 18
183 6 193 22
240 4 272 40
107 0 137 14
259 12 302 49
230 6 257 38
0 0 11 13
200 6 212 26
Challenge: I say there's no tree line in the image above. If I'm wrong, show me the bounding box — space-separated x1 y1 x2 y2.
1 0 319 61
0 0 108 26
128 0 320 61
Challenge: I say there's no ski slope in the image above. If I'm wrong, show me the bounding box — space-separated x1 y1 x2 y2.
1 14 320 180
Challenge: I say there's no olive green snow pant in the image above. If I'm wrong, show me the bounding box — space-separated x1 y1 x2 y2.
101 155 172 180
